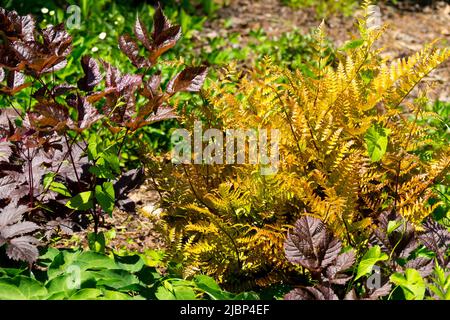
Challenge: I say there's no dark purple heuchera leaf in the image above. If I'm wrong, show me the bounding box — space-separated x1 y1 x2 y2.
126 4 182 64
0 141 13 161
134 16 152 51
44 217 76 240
285 285 338 300
144 71 162 97
166 66 208 95
41 23 72 57
6 236 40 264
113 168 145 212
28 102 69 133
324 250 356 284
285 215 342 273
152 4 171 41
6 21 72 76
405 257 434 277
418 218 450 268
77 55 102 92
66 94 102 131
33 83 76 103
150 25 182 63
0 70 30 95
0 9 35 42
370 211 417 259
118 34 150 68
0 203 39 264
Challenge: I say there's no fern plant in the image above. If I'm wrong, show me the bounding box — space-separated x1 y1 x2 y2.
147 1 449 290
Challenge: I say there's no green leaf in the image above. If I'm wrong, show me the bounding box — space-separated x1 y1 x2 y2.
233 292 260 300
89 164 115 179
173 286 197 300
75 251 118 270
0 281 27 299
341 39 364 51
0 276 47 299
194 275 231 300
95 182 115 216
45 274 77 295
101 289 133 300
390 268 425 300
155 286 176 300
87 232 106 253
87 135 99 160
84 269 139 290
102 151 120 173
43 174 72 197
355 245 388 280
45 291 68 300
48 251 117 280
69 288 103 300
387 220 402 234
66 191 93 211
365 124 391 162
49 182 72 197
115 254 145 273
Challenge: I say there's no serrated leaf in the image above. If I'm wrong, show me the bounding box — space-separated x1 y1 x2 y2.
134 16 152 51
0 141 12 161
6 236 40 264
284 216 342 273
118 34 150 68
152 4 171 41
77 55 102 91
166 66 208 94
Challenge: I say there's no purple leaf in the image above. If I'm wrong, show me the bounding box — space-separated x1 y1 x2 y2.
146 71 162 95
0 203 28 227
134 16 152 51
150 25 181 62
119 34 150 68
0 141 13 162
152 3 171 41
77 55 102 92
0 203 39 264
167 66 208 94
6 236 40 264
419 218 450 268
284 285 339 300
284 216 342 273
366 281 392 300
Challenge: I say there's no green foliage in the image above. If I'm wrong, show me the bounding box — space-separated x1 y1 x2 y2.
355 246 388 280
0 247 257 300
390 268 426 300
364 124 391 162
428 263 450 300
